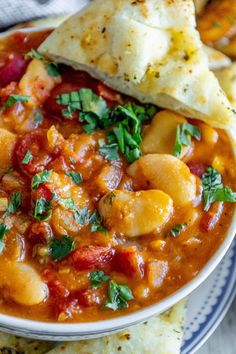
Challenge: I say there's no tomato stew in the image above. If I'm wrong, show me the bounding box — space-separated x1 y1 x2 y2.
0 30 235 322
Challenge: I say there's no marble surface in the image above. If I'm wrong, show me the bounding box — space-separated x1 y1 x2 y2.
197 297 236 354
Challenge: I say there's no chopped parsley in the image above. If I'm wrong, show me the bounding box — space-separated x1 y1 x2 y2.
3 94 30 110
33 197 52 221
168 223 187 237
59 198 90 225
173 123 201 158
104 280 134 311
89 210 107 233
0 223 9 253
89 271 110 288
202 166 236 211
46 63 60 77
26 49 60 77
66 171 83 185
50 236 75 261
32 170 51 190
21 150 33 165
56 88 156 162
57 88 108 122
26 48 44 61
34 111 43 125
98 140 119 161
3 192 22 218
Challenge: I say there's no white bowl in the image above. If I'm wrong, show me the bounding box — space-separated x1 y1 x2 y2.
0 27 235 341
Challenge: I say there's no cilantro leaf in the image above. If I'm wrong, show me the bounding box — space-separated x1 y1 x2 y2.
50 236 75 261
59 198 90 225
46 63 60 77
0 223 9 253
26 49 44 61
74 207 90 225
3 94 30 110
104 280 134 311
34 111 43 125
21 150 33 165
33 198 52 221
3 192 22 218
89 271 110 288
26 49 60 77
202 166 236 211
32 170 51 190
98 139 119 161
169 223 187 237
89 210 107 233
173 123 201 158
66 171 83 185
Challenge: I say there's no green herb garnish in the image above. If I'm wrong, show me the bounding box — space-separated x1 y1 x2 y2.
89 210 107 233
202 166 236 211
66 171 83 185
169 223 187 237
32 170 51 190
46 63 60 77
33 197 52 221
3 192 22 218
0 223 9 253
98 139 119 161
173 123 201 158
26 49 60 77
89 271 110 288
21 150 33 165
34 111 43 125
3 94 30 110
50 236 75 260
104 280 134 311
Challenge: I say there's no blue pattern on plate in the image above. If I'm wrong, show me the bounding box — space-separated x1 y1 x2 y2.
181 239 236 354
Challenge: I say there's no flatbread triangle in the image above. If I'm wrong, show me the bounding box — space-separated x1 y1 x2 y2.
39 0 236 129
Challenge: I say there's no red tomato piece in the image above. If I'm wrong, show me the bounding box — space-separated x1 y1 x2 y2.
76 288 101 307
113 246 144 279
188 163 206 178
43 268 70 298
28 221 53 245
70 246 115 271
0 54 27 88
15 129 52 176
201 202 223 231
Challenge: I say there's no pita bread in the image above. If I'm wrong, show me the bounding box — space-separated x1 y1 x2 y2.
39 0 235 129
0 331 53 354
215 63 236 110
204 46 231 71
46 299 187 354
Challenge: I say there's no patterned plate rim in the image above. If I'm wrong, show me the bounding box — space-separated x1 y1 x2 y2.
181 239 236 354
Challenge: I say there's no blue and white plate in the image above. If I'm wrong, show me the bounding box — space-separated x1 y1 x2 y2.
182 239 236 354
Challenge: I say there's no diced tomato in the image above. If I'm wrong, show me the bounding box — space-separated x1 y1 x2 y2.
34 184 53 202
113 246 144 279
70 246 115 271
28 221 53 245
188 163 206 178
201 202 223 231
76 288 101 307
43 268 70 298
97 83 121 105
55 297 78 319
147 260 168 288
15 129 52 176
0 54 27 88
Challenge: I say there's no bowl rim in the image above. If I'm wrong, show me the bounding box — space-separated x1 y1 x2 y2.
0 26 235 338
